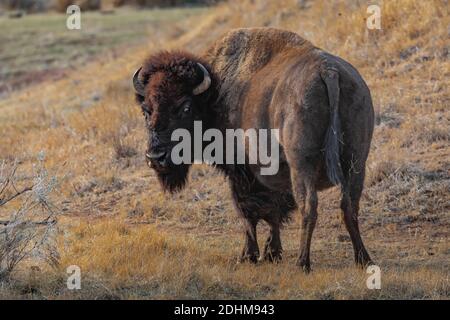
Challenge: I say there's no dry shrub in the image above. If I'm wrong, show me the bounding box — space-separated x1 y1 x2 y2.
398 115 450 148
112 135 138 160
0 155 60 280
367 158 400 187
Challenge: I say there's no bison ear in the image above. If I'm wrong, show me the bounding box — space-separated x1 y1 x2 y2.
192 63 211 95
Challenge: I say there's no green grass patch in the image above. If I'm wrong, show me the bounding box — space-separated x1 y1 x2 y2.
0 7 206 93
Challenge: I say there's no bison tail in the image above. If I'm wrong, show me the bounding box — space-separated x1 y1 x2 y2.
321 67 344 187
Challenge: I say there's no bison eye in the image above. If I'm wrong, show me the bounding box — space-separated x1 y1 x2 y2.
177 100 191 117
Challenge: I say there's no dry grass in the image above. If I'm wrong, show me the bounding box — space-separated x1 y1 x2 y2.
0 0 448 299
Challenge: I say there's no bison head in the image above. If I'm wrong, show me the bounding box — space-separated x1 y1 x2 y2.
132 51 214 193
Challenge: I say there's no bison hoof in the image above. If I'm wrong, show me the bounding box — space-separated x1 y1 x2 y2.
296 260 311 274
261 250 283 263
355 251 373 269
239 253 259 264
355 258 374 269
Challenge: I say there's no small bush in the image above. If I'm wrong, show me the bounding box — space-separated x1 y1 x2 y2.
0 155 60 280
113 138 138 160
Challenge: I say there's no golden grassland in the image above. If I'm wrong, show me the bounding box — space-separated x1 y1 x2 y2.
0 0 449 299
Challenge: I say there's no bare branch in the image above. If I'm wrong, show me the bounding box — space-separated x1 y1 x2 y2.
0 186 33 206
0 155 60 280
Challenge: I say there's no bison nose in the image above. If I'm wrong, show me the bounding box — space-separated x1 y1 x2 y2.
147 130 170 166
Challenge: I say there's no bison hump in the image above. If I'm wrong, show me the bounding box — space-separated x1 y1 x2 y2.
207 27 315 78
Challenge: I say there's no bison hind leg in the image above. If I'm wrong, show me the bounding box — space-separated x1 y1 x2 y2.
286 159 320 273
340 168 373 268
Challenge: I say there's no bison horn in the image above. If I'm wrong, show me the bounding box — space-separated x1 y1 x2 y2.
193 63 211 95
133 67 146 97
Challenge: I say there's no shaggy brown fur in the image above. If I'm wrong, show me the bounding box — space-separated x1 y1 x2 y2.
133 28 374 271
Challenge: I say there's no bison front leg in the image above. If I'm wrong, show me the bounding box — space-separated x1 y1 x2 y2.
230 174 293 264
231 179 261 264
262 221 283 263
240 218 260 263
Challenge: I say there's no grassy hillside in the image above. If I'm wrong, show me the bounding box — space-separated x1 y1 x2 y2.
0 7 205 97
0 0 448 299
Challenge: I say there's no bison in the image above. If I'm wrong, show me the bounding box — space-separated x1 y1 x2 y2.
132 28 374 272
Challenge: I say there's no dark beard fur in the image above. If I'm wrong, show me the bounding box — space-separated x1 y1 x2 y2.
154 163 190 193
